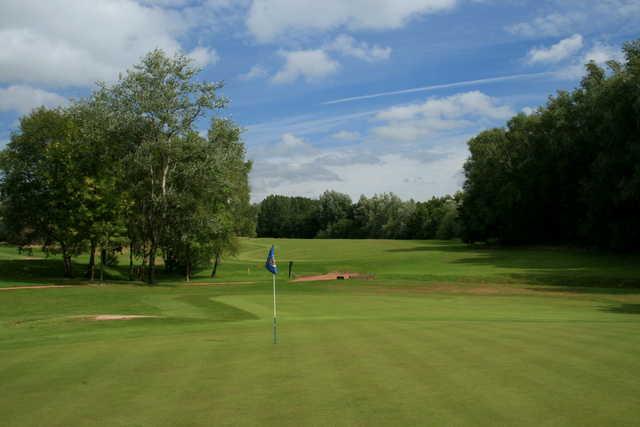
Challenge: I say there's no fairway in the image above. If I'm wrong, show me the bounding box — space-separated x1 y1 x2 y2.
1 239 640 426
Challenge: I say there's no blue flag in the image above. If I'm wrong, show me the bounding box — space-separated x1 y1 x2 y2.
265 245 278 274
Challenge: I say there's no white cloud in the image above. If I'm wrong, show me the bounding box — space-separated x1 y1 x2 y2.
251 133 318 159
373 91 513 142
507 12 584 38
239 65 269 80
583 42 624 64
326 34 392 62
0 85 68 114
187 46 219 68
555 42 625 79
526 34 583 64
376 91 512 121
272 50 340 84
278 133 315 154
246 0 457 42
506 1 640 39
0 0 211 87
250 150 466 202
331 130 361 141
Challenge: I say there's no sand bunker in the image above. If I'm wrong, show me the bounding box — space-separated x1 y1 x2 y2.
292 272 374 282
78 314 160 321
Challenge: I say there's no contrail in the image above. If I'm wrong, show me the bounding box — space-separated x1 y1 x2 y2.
322 72 554 105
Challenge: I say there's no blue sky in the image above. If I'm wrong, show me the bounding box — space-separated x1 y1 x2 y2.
1 0 639 202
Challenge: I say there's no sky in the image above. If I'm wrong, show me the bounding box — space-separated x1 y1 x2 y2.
1 0 639 202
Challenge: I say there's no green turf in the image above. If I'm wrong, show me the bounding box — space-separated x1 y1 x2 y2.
1 239 639 426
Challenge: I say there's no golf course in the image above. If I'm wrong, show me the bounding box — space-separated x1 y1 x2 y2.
1 239 639 426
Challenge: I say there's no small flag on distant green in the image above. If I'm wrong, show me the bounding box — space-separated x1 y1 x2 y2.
265 245 278 274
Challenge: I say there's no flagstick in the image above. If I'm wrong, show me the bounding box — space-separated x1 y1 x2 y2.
272 273 277 344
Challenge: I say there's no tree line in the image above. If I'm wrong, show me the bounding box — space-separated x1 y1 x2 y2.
0 50 253 282
256 191 462 240
460 40 640 250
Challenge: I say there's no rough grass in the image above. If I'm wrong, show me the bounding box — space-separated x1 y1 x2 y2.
1 239 639 426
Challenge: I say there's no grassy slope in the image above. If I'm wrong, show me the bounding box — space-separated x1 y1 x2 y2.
0 239 639 426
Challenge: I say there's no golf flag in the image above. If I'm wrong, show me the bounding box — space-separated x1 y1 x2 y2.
265 245 278 274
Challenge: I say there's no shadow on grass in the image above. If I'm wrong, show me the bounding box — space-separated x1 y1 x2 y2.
388 241 640 289
600 303 640 314
0 256 216 288
509 271 640 289
0 258 132 285
527 286 640 295
386 241 471 253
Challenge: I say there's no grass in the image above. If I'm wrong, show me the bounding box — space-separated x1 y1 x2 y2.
1 239 639 426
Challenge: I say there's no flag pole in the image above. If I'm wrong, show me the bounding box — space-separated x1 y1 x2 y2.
272 273 277 344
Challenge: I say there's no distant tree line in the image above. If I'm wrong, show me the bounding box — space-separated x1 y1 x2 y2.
0 50 254 282
256 191 462 240
460 40 640 250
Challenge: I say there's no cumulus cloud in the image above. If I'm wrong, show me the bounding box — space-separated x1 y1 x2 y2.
239 65 269 81
248 133 333 199
555 42 625 79
250 133 318 159
248 131 388 200
272 50 340 84
526 34 583 64
187 46 219 68
331 130 361 141
246 0 456 42
0 85 68 114
0 0 212 87
373 91 514 142
506 1 640 39
326 34 392 62
250 152 465 203
507 12 584 38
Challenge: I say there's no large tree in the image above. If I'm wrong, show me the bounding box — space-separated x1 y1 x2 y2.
98 49 227 282
0 108 92 276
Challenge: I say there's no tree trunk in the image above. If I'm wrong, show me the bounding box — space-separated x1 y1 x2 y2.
147 243 157 284
211 252 221 278
128 243 134 281
139 246 148 281
100 248 106 282
62 246 73 278
64 256 73 278
185 262 191 282
86 241 96 281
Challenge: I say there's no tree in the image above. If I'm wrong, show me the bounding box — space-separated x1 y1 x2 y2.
256 195 320 238
459 38 640 250
352 193 414 239
98 49 227 283
316 190 352 235
0 108 90 276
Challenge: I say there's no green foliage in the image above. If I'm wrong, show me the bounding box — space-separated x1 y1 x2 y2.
256 195 320 238
461 39 640 250
0 49 251 281
406 194 462 239
257 191 461 240
0 108 95 276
